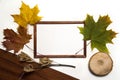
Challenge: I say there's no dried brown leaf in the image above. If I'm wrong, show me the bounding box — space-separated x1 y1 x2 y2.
2 28 31 53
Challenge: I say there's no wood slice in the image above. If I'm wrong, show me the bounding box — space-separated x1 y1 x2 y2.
88 52 113 76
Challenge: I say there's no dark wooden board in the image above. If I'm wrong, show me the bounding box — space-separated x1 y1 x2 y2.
0 49 79 80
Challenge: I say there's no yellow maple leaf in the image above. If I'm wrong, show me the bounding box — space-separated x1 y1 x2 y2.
11 15 28 27
12 1 42 28
30 5 42 24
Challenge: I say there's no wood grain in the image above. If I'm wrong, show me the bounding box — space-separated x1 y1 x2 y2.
0 49 79 80
88 52 113 76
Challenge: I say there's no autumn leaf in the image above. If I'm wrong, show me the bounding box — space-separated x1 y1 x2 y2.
2 27 31 53
11 15 28 28
78 15 117 53
17 26 31 42
30 5 42 24
12 2 42 28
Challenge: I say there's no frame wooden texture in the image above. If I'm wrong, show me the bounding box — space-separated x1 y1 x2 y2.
34 21 86 58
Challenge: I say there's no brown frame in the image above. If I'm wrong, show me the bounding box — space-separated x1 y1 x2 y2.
34 21 86 58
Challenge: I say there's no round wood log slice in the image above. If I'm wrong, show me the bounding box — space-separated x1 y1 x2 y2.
88 52 113 76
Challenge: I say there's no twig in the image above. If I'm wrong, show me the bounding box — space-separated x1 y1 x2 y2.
48 64 76 68
35 63 76 69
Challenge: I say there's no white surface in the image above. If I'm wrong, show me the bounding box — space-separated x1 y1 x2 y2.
0 0 120 80
37 24 84 55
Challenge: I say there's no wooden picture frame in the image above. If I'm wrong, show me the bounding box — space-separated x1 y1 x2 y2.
34 21 86 58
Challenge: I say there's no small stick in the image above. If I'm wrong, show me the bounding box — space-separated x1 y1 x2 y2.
48 64 76 68
35 63 75 69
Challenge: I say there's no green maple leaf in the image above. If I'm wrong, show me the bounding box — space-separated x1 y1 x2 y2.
78 15 117 53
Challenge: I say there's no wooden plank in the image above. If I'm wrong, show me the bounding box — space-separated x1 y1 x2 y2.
0 49 79 80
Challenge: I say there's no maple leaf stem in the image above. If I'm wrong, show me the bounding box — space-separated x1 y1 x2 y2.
25 44 44 56
75 41 91 55
25 44 33 51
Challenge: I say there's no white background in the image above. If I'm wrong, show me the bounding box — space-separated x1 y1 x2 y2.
0 0 120 80
36 24 84 55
